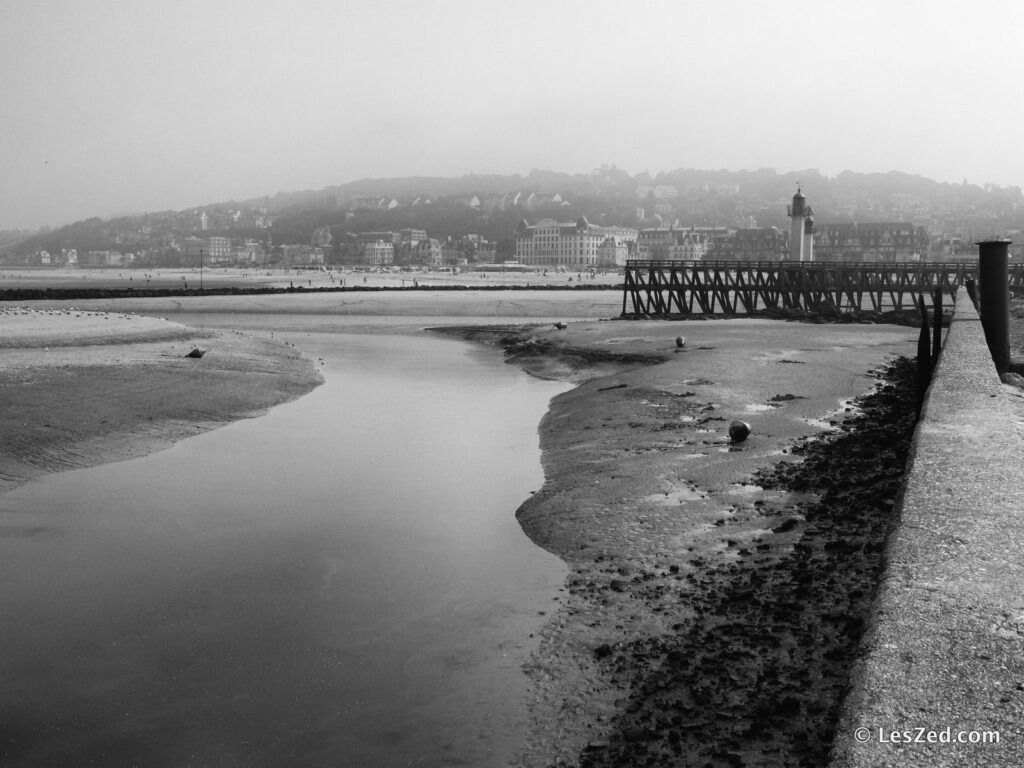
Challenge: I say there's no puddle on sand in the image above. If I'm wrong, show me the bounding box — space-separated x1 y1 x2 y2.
725 483 765 495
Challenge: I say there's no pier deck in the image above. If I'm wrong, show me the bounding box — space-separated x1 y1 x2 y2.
621 260 1023 317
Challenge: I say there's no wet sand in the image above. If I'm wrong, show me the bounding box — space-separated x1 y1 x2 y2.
0 265 616 292
0 305 321 495
1 289 921 767
437 319 919 767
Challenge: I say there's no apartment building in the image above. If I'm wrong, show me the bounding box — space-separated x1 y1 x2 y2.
596 236 633 268
732 227 789 260
637 227 710 260
813 222 930 261
416 238 443 266
396 228 427 265
280 244 325 266
234 240 266 265
82 250 127 267
206 236 232 264
515 217 638 268
362 240 394 266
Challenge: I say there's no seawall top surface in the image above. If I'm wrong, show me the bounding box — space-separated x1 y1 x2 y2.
831 291 1024 766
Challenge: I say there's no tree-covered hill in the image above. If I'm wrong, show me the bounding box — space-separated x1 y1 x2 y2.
3 166 1023 263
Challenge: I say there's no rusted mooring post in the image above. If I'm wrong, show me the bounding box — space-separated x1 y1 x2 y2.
977 239 1011 373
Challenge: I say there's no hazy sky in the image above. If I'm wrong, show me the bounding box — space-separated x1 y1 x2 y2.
3 0 1022 231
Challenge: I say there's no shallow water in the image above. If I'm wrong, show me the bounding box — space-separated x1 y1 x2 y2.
0 328 569 767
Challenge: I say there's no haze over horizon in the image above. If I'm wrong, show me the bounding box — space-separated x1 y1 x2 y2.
3 0 1022 232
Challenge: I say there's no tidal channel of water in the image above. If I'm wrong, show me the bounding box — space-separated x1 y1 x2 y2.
0 327 570 768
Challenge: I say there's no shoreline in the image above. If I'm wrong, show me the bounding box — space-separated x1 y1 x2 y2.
0 306 322 496
438 319 919 767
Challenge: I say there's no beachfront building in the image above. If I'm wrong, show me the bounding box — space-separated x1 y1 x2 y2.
596 236 634 268
280 244 325 266
732 227 790 260
176 235 232 264
417 238 443 267
81 250 127 267
179 236 205 260
515 217 638 269
812 222 930 262
637 227 710 261
442 242 463 265
354 232 397 266
362 240 395 267
396 228 427 265
234 240 267 265
474 239 497 262
206 236 232 265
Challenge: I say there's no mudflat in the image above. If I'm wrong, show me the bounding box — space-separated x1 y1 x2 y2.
439 318 919 767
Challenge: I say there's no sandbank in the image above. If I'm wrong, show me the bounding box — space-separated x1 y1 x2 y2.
0 305 321 495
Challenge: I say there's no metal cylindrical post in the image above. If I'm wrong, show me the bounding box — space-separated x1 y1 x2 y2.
978 239 1011 373
917 295 931 409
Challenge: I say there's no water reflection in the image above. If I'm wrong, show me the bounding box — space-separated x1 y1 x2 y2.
0 329 569 767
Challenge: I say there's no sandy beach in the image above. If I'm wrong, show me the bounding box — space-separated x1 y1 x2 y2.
0 285 924 766
0 265 617 293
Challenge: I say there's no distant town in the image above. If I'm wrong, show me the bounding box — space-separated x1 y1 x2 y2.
2 166 1021 271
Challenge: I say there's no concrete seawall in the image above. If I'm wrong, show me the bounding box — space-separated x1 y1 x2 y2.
830 290 1024 766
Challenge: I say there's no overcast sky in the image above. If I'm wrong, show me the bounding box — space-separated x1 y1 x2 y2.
2 0 1021 231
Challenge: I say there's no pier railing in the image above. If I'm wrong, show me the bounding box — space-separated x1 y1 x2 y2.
620 260 1023 317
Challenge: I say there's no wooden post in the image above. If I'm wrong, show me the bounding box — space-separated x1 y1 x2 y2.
978 239 1011 373
620 271 626 316
932 287 942 368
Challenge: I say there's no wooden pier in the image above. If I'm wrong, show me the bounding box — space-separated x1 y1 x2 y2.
621 260 1024 318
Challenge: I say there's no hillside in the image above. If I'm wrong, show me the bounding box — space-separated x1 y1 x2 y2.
3 167 1023 264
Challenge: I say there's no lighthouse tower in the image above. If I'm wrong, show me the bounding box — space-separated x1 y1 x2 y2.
787 187 814 261
803 214 815 262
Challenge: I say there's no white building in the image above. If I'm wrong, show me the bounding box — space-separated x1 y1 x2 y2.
596 236 633 268
206 236 232 264
515 217 638 268
362 240 394 266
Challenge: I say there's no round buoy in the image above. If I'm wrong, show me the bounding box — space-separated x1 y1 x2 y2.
728 420 751 443
675 336 685 348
